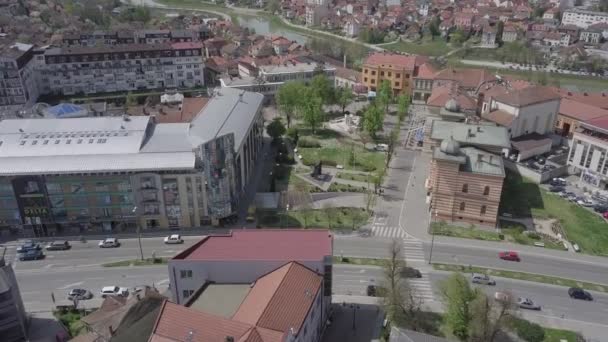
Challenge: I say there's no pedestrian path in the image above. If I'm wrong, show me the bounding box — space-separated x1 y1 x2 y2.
370 225 406 238
409 270 436 302
402 238 426 263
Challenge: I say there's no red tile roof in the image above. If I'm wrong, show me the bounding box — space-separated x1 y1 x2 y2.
482 109 516 126
582 116 608 132
233 262 322 335
493 86 560 107
559 98 608 122
363 52 419 70
174 230 332 261
426 82 477 111
550 88 608 110
171 42 203 50
433 67 496 90
416 62 436 79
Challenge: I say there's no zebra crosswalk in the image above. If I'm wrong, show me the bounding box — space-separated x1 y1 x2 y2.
370 225 406 238
409 270 436 301
402 238 426 263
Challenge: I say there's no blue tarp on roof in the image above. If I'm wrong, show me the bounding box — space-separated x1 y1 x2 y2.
46 103 86 118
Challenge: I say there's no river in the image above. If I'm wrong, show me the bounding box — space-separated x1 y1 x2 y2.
234 15 309 44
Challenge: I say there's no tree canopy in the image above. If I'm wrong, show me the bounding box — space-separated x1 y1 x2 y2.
276 81 306 128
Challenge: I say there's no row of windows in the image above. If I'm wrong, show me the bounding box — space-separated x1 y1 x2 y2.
363 77 400 87
462 184 491 195
459 202 487 215
363 69 407 79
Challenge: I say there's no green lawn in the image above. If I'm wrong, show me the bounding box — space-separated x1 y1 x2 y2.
327 182 369 193
102 257 168 267
54 310 87 337
333 255 387 266
335 172 377 184
299 146 386 172
500 171 608 256
433 263 608 292
431 222 502 241
257 207 370 231
383 38 453 56
508 317 583 342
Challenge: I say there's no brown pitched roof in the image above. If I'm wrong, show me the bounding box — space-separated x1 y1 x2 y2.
363 52 418 70
433 67 496 90
232 262 322 334
426 82 477 111
559 98 608 122
493 86 560 107
482 109 516 126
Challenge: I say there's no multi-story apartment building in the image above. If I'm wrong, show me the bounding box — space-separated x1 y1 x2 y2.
0 252 27 342
62 28 212 46
362 53 428 96
220 58 336 98
0 88 264 236
0 43 39 117
568 117 608 190
562 9 608 29
40 42 205 96
305 0 330 26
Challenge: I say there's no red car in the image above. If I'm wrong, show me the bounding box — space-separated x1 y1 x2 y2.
499 251 520 262
603 212 608 219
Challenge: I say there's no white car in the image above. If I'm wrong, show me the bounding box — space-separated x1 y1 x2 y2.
494 291 511 303
471 273 496 286
100 286 129 298
98 238 120 248
517 297 541 310
164 234 184 244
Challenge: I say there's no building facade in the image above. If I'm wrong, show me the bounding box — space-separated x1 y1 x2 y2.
362 53 427 95
0 255 27 342
40 43 205 96
0 89 263 237
562 9 608 29
0 43 39 117
568 117 608 190
62 28 212 46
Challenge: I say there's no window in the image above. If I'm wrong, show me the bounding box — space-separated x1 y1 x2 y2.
462 184 468 193
371 79 375 84
364 77 368 82
405 73 410 78
396 73 401 78
483 186 490 196
180 270 193 278
388 72 392 77
371 70 376 75
459 202 465 211
380 71 384 76
364 69 368 74
395 82 400 87
182 290 194 298
480 205 487 215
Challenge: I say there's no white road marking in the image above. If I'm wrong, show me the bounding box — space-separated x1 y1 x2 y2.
157 278 170 285
58 281 84 290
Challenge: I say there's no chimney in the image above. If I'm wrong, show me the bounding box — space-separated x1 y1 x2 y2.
467 128 472 137
477 126 481 132
489 155 493 163
477 154 483 163
225 337 235 342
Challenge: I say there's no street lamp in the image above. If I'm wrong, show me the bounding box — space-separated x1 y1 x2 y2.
132 206 144 261
350 303 360 331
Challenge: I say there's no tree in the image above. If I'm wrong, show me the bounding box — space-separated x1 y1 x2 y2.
450 28 467 46
336 87 354 115
300 88 324 134
397 94 410 121
440 273 479 341
386 125 399 167
362 103 384 138
311 74 335 105
496 21 504 45
429 16 441 40
377 80 393 113
276 81 305 128
469 292 514 342
126 92 138 110
266 118 286 142
266 0 280 13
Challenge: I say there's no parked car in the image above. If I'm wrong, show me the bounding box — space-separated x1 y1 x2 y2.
19 249 44 261
549 186 564 193
100 286 129 298
375 144 389 152
517 297 541 310
577 198 595 207
499 251 520 262
550 178 567 186
163 234 184 244
400 267 422 278
17 240 41 253
568 287 593 301
593 204 608 213
603 212 608 220
46 240 71 251
471 273 496 285
67 289 93 301
494 291 510 302
98 238 120 248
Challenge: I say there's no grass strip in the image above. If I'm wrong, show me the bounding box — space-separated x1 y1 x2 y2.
102 257 169 267
433 263 608 293
333 255 386 267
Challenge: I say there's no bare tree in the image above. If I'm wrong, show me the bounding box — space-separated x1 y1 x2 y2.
469 292 515 342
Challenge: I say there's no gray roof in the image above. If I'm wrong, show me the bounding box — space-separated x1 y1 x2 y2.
434 146 504 177
431 120 510 149
189 88 263 151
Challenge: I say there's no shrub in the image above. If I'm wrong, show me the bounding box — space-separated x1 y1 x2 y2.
527 232 541 240
512 319 545 342
286 127 299 143
498 234 505 240
298 137 321 148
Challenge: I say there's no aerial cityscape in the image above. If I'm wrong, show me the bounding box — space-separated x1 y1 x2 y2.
1 0 608 341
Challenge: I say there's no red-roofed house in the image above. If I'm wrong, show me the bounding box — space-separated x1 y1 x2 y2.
556 98 608 137
454 12 475 30
150 261 325 342
168 229 332 305
412 62 437 102
362 53 428 95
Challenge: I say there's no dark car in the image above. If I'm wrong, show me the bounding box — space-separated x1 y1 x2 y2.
19 249 44 261
17 241 41 253
46 240 71 251
366 285 377 297
549 186 565 193
568 287 593 301
401 267 422 278
593 205 608 213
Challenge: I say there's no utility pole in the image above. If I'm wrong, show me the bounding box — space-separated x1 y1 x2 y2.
428 208 437 265
132 206 144 261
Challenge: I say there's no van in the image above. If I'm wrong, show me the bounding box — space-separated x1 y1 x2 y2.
471 273 496 285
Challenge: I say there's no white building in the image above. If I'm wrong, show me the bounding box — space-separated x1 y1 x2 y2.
0 88 264 235
568 117 608 190
40 42 204 96
0 43 40 118
343 17 362 37
562 8 608 29
482 86 561 138
220 58 336 97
